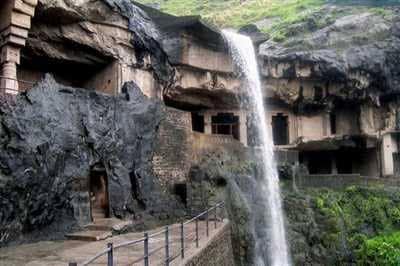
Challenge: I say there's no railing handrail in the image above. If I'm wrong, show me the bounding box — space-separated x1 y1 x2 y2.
69 202 225 266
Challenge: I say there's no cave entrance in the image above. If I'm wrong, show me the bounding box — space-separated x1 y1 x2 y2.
90 169 110 221
173 183 187 206
336 151 353 174
301 151 332 174
272 113 289 145
191 112 205 133
18 51 117 94
394 152 400 176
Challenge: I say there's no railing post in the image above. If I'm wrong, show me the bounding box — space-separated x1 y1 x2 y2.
165 226 169 266
144 232 149 266
206 211 209 237
195 218 199 248
107 243 113 266
180 222 185 259
69 263 77 266
214 205 218 229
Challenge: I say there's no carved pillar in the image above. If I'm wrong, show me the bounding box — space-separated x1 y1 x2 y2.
204 112 212 134
0 0 37 94
1 45 20 94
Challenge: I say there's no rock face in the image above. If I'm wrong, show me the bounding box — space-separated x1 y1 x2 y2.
0 76 182 246
24 0 238 108
102 0 174 84
259 8 400 108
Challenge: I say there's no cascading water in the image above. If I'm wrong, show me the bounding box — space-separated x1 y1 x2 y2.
223 31 291 266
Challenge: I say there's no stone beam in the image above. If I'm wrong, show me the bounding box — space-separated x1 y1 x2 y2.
0 0 37 94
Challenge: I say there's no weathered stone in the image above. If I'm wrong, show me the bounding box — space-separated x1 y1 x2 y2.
259 10 400 107
0 75 184 246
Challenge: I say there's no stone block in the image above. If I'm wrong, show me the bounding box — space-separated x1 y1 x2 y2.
23 0 38 6
11 11 31 29
14 0 36 17
2 25 28 39
1 45 20 64
6 34 26 46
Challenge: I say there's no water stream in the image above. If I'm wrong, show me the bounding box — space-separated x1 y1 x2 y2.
223 31 291 266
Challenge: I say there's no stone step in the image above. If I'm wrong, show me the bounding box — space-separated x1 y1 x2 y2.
65 230 112 241
92 213 106 219
85 218 133 231
92 209 106 219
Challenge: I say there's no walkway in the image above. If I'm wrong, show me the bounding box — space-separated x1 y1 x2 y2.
0 220 227 266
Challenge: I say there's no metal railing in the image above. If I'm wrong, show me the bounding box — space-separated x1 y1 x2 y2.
68 202 225 266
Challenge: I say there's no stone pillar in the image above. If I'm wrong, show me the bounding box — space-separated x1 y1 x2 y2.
0 0 38 94
239 111 248 146
1 45 20 94
381 133 396 176
204 113 212 134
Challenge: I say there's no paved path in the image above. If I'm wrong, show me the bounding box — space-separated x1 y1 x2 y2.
0 220 227 266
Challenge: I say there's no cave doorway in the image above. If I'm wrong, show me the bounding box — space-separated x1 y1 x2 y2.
191 112 205 133
89 170 110 221
330 113 337 135
394 153 400 176
302 151 332 174
173 183 187 206
336 151 353 174
272 113 289 145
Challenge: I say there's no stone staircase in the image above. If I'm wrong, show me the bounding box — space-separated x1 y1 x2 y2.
65 217 133 241
91 207 107 220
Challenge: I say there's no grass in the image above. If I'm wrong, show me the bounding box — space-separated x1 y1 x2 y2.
136 0 393 41
138 0 324 26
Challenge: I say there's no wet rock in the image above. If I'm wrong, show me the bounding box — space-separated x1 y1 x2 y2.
226 176 256 266
103 0 174 84
239 24 269 45
0 76 182 246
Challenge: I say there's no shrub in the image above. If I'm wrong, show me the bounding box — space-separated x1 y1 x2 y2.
357 232 400 266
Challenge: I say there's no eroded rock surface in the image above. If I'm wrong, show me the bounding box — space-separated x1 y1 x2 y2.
0 76 182 246
259 8 400 108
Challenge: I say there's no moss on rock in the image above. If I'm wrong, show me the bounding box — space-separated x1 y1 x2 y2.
284 185 400 265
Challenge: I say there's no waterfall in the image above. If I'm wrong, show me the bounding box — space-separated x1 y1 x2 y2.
222 31 291 266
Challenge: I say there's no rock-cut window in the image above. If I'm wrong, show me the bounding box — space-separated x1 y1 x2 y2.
211 113 240 141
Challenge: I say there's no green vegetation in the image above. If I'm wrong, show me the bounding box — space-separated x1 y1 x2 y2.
311 186 400 264
358 232 400 265
136 0 392 41
138 0 325 39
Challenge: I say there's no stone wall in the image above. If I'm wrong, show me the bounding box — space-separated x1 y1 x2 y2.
152 107 193 187
182 221 235 266
295 174 400 189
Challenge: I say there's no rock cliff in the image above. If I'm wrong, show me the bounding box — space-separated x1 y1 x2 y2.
0 76 182 246
258 7 400 110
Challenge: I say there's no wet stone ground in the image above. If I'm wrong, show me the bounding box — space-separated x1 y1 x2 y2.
0 220 227 266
